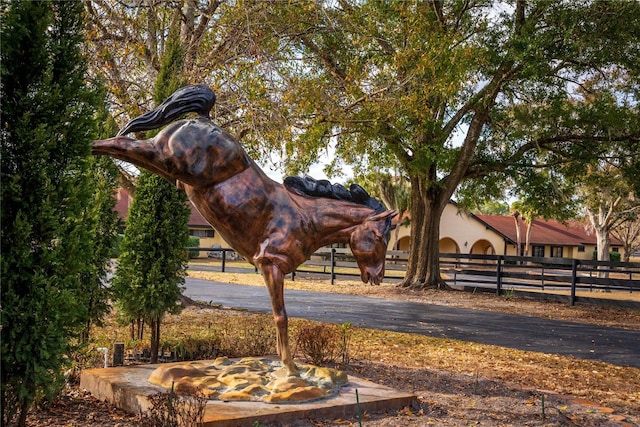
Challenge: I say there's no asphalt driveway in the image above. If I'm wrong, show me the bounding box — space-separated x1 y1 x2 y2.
183 277 640 369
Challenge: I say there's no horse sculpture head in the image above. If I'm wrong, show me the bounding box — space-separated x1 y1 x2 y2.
283 175 398 286
350 210 398 285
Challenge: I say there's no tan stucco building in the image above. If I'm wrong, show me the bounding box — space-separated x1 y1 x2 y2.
392 202 624 260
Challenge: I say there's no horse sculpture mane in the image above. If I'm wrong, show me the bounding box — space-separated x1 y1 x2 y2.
284 175 392 235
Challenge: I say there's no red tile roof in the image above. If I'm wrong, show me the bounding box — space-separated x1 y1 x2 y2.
473 214 621 246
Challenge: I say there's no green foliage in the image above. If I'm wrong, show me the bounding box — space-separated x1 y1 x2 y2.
593 251 622 262
111 171 190 326
0 1 104 424
79 98 122 341
154 31 185 105
110 234 124 258
188 236 200 259
79 155 121 342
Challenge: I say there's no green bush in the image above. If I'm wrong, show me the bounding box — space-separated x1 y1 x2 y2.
110 234 124 258
592 250 622 262
188 236 200 258
1 2 110 424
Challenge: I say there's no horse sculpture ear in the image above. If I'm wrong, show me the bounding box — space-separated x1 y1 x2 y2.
367 209 398 222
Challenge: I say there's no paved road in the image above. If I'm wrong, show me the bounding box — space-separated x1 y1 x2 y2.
183 277 640 369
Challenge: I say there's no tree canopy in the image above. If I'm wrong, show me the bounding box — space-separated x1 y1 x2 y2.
231 0 640 287
85 0 640 287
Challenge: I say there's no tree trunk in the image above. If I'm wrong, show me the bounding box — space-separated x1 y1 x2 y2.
512 213 521 257
524 221 532 257
586 204 617 279
150 316 160 364
399 177 449 289
595 225 611 279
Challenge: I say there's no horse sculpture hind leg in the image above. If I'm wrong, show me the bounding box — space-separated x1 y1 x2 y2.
258 261 299 376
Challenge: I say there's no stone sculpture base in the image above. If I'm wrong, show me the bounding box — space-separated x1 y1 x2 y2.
80 358 416 427
148 357 348 403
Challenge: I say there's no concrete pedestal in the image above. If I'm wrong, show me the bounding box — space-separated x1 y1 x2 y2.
80 359 416 427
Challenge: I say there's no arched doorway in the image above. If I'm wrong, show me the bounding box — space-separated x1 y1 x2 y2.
439 237 460 254
395 236 410 251
470 239 496 261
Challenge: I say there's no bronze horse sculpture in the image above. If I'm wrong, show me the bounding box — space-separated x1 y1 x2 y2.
92 85 397 376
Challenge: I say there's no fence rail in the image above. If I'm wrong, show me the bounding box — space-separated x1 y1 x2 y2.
437 253 640 305
188 247 640 306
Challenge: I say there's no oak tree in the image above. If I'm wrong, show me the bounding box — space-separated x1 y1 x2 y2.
234 0 640 288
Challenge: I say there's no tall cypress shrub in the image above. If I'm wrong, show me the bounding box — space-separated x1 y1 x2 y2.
1 1 102 424
111 172 190 362
80 153 121 343
112 31 190 363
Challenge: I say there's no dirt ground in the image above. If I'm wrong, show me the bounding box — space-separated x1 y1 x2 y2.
26 275 640 426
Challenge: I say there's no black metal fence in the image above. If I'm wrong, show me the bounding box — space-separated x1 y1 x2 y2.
189 247 640 305
438 253 640 305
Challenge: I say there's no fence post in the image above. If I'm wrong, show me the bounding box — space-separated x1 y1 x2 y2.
221 250 226 272
330 248 336 285
496 256 503 296
570 259 578 306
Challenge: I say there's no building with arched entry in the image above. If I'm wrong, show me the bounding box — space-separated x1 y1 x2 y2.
391 202 624 261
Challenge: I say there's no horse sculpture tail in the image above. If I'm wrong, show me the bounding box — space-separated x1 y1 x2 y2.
117 84 216 136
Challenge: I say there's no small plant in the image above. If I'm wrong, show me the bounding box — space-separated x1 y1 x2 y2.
339 322 353 365
472 370 480 394
188 236 200 259
294 321 350 366
140 382 206 427
504 288 515 300
356 389 363 427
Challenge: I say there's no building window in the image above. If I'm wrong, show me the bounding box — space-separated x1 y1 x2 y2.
551 246 563 258
577 245 585 252
532 246 545 257
190 228 214 238
612 247 619 253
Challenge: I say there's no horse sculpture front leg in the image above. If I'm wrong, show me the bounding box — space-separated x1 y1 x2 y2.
259 262 299 377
